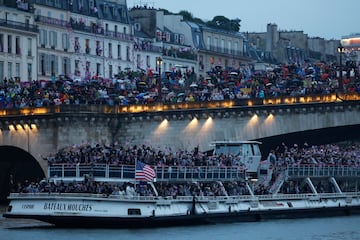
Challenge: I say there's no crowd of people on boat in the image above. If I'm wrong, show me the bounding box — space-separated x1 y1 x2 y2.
44 140 360 169
1 61 359 109
10 140 350 197
12 177 258 198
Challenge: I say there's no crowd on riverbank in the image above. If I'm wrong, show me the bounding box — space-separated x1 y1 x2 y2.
1 61 359 109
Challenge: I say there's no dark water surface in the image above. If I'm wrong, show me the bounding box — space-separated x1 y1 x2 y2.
1 214 360 240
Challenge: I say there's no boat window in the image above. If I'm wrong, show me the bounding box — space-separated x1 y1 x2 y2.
251 144 261 156
215 144 242 156
128 208 141 215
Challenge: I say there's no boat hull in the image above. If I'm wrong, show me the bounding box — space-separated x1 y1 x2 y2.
4 206 360 228
4 193 360 228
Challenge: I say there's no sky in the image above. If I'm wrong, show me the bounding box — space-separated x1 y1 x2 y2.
127 0 360 40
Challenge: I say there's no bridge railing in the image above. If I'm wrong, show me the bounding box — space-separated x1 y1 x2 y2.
1 93 360 117
48 164 246 182
286 165 360 178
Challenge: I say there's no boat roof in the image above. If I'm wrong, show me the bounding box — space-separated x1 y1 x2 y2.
210 140 262 146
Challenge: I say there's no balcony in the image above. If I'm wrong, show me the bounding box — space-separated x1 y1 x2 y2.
70 20 104 35
204 45 244 57
0 19 38 33
104 30 134 42
35 15 70 28
33 0 69 10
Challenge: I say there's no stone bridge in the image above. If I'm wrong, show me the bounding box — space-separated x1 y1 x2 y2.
0 93 360 200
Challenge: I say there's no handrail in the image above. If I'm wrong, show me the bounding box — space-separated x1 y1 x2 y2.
9 191 360 201
47 164 360 182
48 164 246 182
286 165 360 177
0 93 359 116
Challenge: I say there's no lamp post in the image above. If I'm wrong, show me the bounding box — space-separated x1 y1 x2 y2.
156 57 163 103
337 44 344 92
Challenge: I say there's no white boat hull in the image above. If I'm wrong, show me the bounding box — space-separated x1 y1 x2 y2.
4 193 360 228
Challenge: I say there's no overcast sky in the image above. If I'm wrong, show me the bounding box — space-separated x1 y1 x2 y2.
127 0 359 40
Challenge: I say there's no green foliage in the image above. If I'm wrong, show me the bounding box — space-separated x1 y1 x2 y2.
178 10 205 24
206 16 241 32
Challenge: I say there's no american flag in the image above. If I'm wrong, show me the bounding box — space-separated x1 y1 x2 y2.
135 161 156 182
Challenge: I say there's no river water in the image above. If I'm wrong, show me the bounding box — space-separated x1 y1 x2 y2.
1 214 360 240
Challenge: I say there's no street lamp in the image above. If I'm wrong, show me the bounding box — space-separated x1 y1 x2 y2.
337 44 345 92
156 57 163 103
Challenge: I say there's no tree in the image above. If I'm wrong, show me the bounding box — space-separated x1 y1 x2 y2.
178 10 204 24
206 16 241 32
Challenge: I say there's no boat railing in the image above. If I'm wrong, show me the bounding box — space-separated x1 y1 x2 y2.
47 164 246 182
286 165 360 178
9 191 360 202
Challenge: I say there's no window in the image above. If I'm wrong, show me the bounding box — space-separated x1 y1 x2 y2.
27 38 32 56
228 40 232 54
179 34 184 44
214 37 218 51
136 54 141 68
85 39 90 54
117 44 121 59
221 39 225 53
85 61 90 78
50 55 56 76
108 42 112 58
49 31 57 49
40 29 47 47
27 63 32 81
63 57 69 75
96 63 101 76
75 59 80 76
40 54 45 75
156 30 162 41
96 41 102 56
15 37 21 55
62 33 69 51
109 64 112 78
7 62 12 78
126 46 130 61
74 37 80 52
0 34 3 52
0 61 4 82
7 35 12 53
146 55 150 67
207 36 211 50
128 209 141 215
174 34 179 44
15 63 20 77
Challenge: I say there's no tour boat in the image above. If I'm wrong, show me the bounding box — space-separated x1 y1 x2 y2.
3 141 360 228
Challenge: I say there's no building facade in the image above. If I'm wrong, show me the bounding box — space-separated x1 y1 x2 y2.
0 1 38 82
0 1 347 84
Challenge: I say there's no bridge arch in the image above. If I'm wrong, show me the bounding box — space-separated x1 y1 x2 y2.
0 146 45 202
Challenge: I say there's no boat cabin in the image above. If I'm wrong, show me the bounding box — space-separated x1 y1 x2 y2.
210 141 262 173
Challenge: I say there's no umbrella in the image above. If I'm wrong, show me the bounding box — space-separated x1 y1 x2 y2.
177 93 185 97
230 71 238 75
